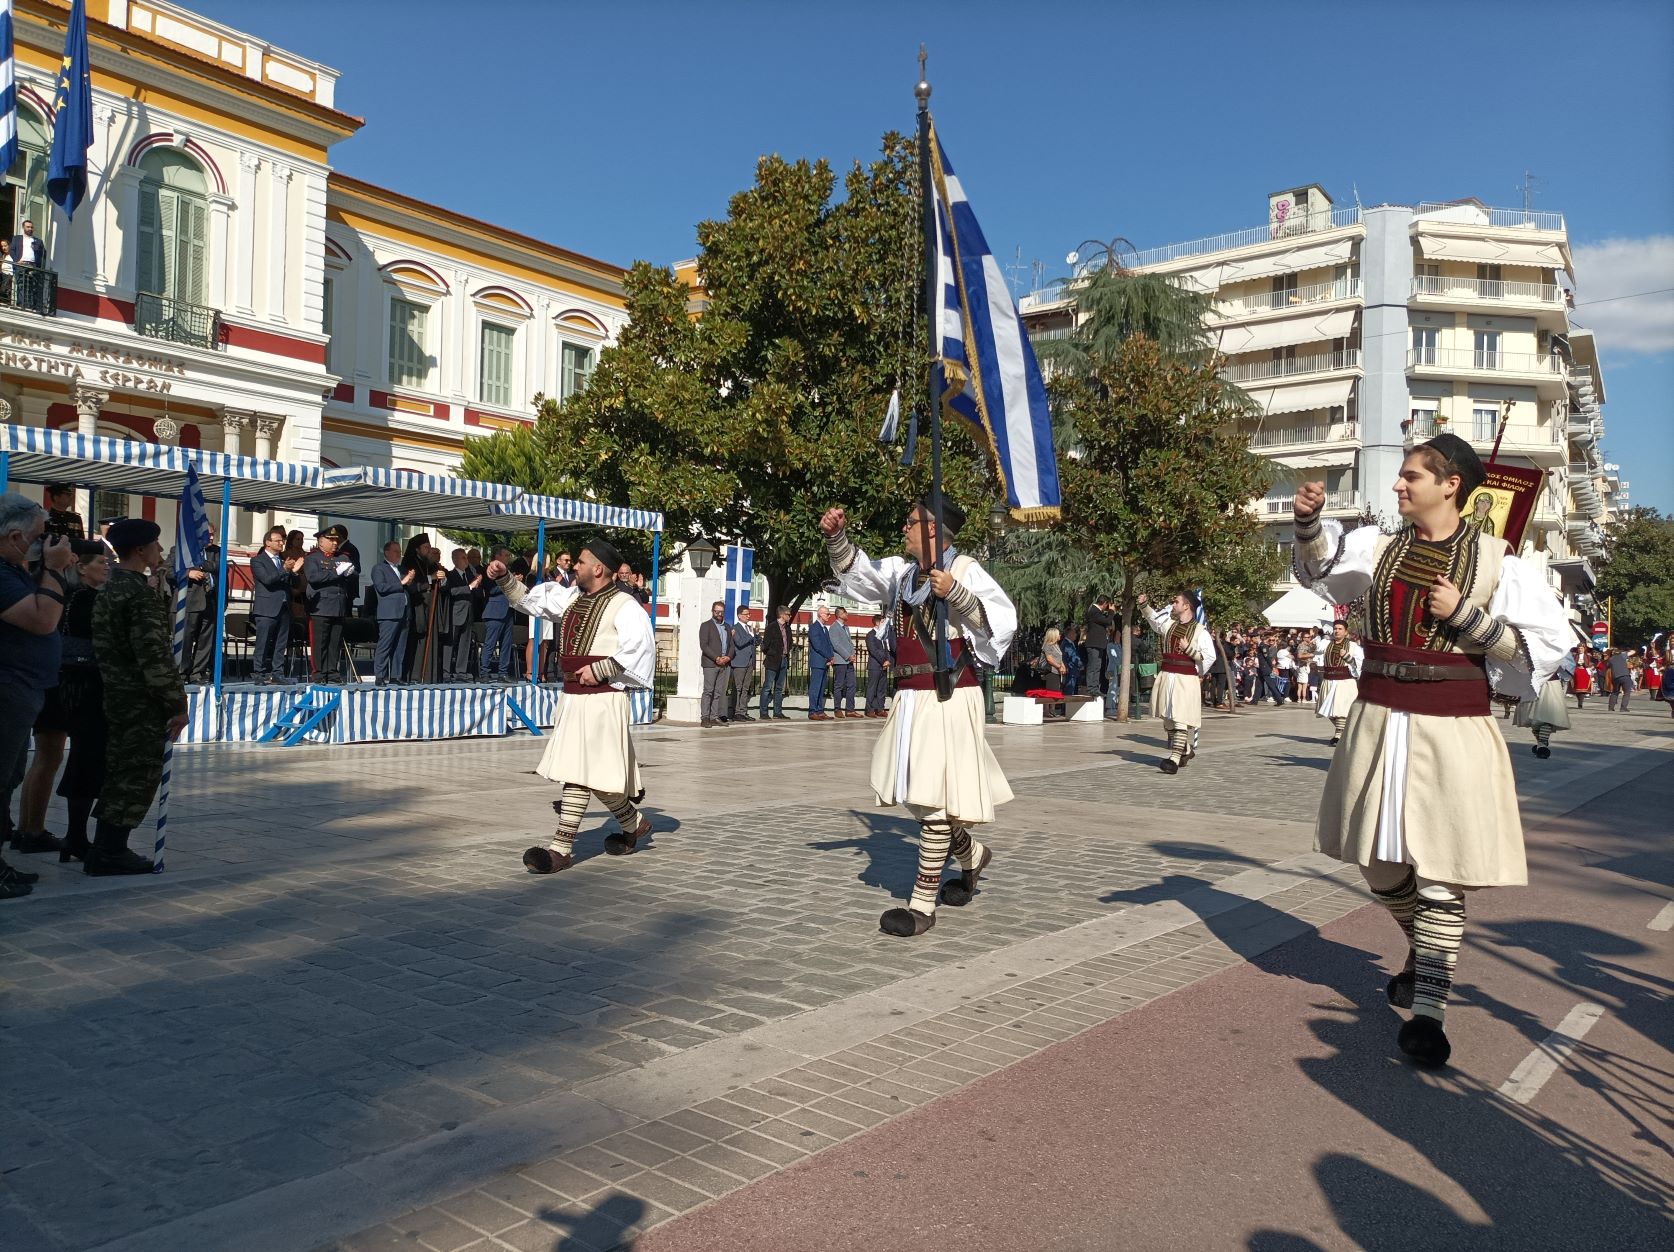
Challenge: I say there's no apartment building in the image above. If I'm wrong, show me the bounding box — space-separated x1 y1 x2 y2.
1020 185 1615 611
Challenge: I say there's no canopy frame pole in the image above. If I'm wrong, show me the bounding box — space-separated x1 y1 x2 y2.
0 450 9 492
211 480 232 698
648 530 661 636
531 517 547 686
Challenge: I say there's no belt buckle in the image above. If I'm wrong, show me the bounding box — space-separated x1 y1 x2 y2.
1392 661 1420 682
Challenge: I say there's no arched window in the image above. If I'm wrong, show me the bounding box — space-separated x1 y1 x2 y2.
136 149 210 306
2 104 51 247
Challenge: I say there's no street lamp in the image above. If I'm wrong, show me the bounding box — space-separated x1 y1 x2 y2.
988 501 1009 552
685 538 718 577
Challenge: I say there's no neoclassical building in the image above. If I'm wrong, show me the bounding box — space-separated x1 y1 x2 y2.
2 0 628 550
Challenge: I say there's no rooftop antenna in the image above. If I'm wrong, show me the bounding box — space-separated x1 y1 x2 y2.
1351 181 1362 210
1005 245 1026 299
1519 171 1540 220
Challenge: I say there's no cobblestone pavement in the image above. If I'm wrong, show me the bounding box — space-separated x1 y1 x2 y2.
1 699 1667 1251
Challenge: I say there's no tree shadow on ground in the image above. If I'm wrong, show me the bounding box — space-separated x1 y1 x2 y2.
536 1192 647 1251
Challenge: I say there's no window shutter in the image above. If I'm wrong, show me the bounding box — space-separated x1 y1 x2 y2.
137 183 161 295
157 187 180 298
181 197 208 305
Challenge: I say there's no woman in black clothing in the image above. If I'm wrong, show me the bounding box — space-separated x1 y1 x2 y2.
55 550 111 863
399 534 441 682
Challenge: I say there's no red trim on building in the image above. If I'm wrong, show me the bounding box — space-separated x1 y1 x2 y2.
56 287 137 321
463 406 532 428
332 381 355 402
221 321 328 364
141 496 157 522
368 389 447 419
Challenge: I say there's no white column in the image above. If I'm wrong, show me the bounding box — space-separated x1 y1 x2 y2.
207 194 235 312
665 562 722 723
451 268 469 404
72 384 109 522
235 153 260 314
221 410 251 545
111 167 143 294
254 414 281 461
267 163 292 324
93 105 119 287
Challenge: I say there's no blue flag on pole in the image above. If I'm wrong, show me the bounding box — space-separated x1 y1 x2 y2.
1 1 18 177
721 544 753 623
47 0 91 220
928 121 1061 521
172 461 212 639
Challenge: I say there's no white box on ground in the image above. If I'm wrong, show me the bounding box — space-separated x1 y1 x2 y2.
1001 695 1043 725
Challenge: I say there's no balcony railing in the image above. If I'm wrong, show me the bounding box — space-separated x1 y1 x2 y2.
1258 490 1360 517
1216 276 1362 318
1221 347 1360 383
1127 206 1363 270
1407 347 1563 376
1408 415 1561 445
1248 420 1359 449
1413 203 1566 232
2 265 58 317
134 291 222 351
1410 275 1562 304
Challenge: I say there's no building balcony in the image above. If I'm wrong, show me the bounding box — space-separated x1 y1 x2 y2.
1128 206 1363 270
1256 490 1360 519
1407 347 1566 387
2 265 58 317
1215 276 1362 319
1248 419 1359 451
1409 274 1564 310
1221 347 1360 384
134 291 223 352
1406 414 1564 462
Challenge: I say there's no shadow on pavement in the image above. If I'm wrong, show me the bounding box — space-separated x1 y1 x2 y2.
536 1192 647 1251
809 811 920 895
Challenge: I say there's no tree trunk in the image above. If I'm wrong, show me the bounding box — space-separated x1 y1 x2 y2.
1116 569 1135 723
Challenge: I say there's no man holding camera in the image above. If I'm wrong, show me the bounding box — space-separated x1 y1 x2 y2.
0 493 78 897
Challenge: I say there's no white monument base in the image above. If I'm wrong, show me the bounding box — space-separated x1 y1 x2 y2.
1000 695 1043 725
664 694 705 724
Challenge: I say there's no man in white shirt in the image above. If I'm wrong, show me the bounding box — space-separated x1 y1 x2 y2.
7 220 44 268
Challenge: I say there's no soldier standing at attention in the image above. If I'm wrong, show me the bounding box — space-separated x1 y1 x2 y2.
88 520 189 876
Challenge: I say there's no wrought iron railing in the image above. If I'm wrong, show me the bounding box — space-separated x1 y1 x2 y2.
134 291 222 350
3 265 57 316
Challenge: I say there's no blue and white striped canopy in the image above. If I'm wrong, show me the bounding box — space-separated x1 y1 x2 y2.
0 424 663 535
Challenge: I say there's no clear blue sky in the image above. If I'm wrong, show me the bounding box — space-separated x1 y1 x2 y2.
205 0 1674 511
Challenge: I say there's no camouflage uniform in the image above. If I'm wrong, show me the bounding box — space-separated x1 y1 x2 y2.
93 568 188 827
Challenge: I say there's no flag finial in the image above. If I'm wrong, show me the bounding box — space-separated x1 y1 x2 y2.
915 45 930 107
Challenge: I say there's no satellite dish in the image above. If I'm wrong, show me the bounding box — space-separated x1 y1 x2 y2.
1065 251 1079 267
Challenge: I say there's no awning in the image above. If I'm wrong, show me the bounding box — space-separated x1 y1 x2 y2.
1218 307 1357 355
1414 235 1566 267
1217 238 1355 283
1263 585 1335 628
1270 448 1357 469
1254 376 1357 416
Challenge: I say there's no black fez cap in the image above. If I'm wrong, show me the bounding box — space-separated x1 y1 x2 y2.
1421 433 1487 500
918 499 966 535
580 537 625 572
108 518 161 556
46 482 74 497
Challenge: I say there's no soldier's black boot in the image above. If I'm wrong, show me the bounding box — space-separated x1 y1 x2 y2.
84 821 155 876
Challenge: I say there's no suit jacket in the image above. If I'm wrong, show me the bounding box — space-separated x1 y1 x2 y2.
340 542 363 609
865 627 894 668
1084 605 1114 649
729 621 758 669
370 562 408 622
250 550 296 617
699 619 730 668
303 549 356 617
8 234 44 266
762 618 792 668
808 619 833 666
480 574 510 622
183 544 220 614
443 568 479 630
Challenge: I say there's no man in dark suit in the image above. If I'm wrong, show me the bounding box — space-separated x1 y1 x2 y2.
807 603 834 720
864 612 893 717
303 524 357 683
759 605 792 720
728 611 759 722
479 545 515 681
7 220 45 268
178 527 221 684
699 600 731 728
369 540 413 685
441 549 484 681
250 525 299 683
1084 595 1115 712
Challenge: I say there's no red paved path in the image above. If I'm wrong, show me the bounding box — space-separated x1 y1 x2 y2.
640 756 1674 1252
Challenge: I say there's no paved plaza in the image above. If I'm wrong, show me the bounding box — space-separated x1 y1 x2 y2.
1 700 1670 1251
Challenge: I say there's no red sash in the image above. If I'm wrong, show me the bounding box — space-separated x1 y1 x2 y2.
1358 642 1488 717
893 636 980 691
1320 666 1355 681
1160 657 1198 676
559 653 615 695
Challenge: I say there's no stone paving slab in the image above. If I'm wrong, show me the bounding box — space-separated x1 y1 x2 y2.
0 700 1665 1250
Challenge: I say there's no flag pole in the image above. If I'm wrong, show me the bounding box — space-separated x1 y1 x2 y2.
915 47 952 701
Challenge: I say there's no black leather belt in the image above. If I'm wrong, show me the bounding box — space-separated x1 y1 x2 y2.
1361 659 1483 682
893 663 935 680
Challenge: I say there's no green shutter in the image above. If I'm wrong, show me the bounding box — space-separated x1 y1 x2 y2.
137 183 160 295
156 187 180 298
180 197 208 305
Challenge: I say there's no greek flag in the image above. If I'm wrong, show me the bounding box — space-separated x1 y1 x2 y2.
0 0 16 176
171 461 212 660
929 122 1061 521
722 544 753 622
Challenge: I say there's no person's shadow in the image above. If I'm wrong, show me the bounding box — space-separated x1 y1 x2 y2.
538 1193 647 1251
809 811 922 894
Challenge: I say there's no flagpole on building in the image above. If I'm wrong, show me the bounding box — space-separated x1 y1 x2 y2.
915 47 952 701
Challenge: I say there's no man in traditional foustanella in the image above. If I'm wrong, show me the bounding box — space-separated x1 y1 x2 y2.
1317 619 1364 747
1139 590 1214 774
1293 433 1568 1068
819 500 1017 938
486 539 655 873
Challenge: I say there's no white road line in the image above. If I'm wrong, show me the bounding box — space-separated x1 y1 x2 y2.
1499 1002 1606 1105
1649 901 1674 932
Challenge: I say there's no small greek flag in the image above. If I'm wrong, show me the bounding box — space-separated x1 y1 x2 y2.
928 122 1061 521
722 544 753 623
1 0 17 176
1195 589 1207 626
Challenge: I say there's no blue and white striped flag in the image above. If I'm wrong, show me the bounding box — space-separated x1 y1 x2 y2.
722 544 753 623
155 461 212 872
929 122 1061 521
0 0 17 176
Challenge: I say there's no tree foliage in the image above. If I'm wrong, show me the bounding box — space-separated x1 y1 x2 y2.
1595 506 1674 645
1052 336 1275 714
456 133 989 605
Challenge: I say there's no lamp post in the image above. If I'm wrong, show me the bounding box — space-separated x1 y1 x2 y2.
685 537 718 577
667 537 720 722
983 503 1010 723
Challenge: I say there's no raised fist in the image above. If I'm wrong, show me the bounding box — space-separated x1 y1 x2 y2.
819 507 847 537
1294 481 1326 520
486 559 509 581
